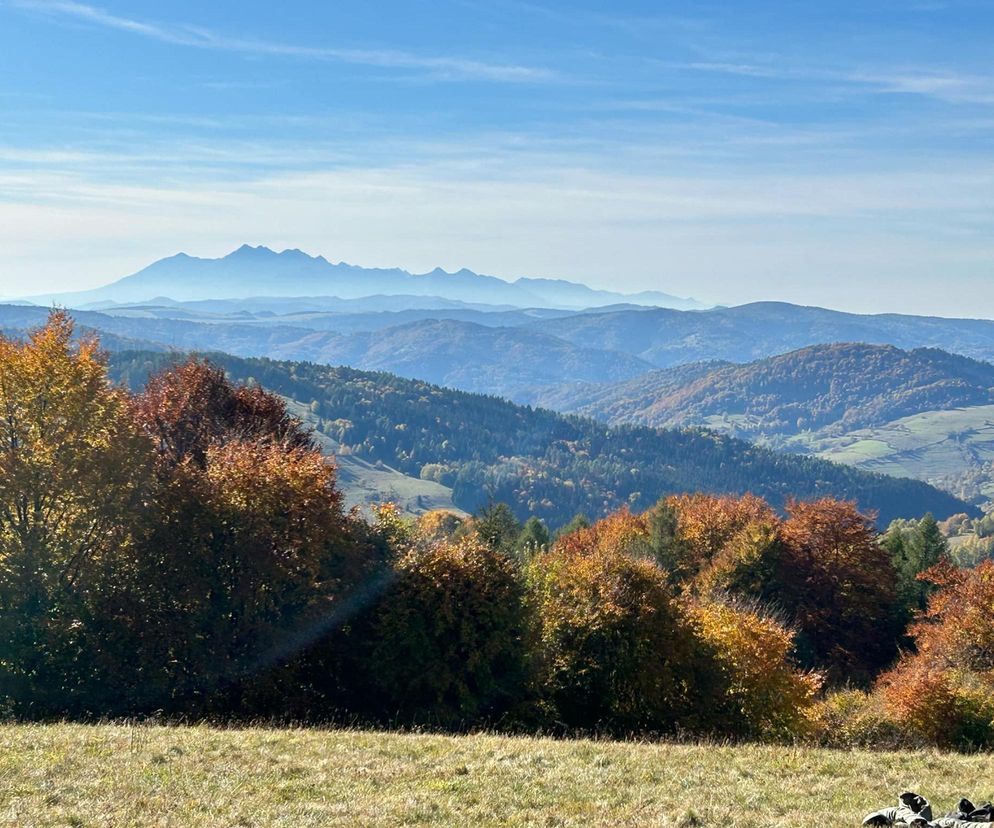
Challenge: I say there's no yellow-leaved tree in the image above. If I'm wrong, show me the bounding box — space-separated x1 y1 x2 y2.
0 311 152 712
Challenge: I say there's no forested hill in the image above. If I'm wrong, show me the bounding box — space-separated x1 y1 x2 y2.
536 343 994 437
108 351 975 527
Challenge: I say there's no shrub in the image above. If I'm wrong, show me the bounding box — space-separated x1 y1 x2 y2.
873 560 994 749
877 668 994 749
526 523 697 734
685 599 821 741
809 690 904 749
368 538 528 727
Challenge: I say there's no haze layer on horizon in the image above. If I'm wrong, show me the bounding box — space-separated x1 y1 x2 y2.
1 0 992 316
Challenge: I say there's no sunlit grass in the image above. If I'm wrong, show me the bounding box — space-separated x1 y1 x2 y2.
2 724 993 826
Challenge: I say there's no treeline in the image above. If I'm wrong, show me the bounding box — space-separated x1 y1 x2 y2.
107 351 971 527
3 314 992 749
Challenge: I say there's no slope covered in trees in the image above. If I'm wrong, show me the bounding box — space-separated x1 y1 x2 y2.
537 343 994 437
108 351 974 527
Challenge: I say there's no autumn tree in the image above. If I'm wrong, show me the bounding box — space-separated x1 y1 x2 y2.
368 537 528 726
130 358 314 467
414 509 465 543
875 560 994 748
686 598 822 741
663 494 778 587
777 499 899 684
0 312 153 713
120 358 377 714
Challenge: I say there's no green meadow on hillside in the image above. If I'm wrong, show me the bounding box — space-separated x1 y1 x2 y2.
3 724 994 828
792 404 994 502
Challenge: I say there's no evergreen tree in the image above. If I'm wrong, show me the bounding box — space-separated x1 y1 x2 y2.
474 501 522 553
516 516 550 558
554 513 591 540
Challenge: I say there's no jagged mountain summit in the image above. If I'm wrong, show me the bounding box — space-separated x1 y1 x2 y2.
21 245 706 310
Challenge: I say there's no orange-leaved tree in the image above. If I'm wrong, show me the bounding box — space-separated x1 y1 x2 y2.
777 498 899 684
659 494 779 591
121 358 379 714
686 598 822 741
875 560 994 748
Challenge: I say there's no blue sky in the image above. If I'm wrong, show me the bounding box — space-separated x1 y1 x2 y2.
1 0 992 314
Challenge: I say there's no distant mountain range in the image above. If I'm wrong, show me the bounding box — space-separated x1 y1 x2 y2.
529 302 994 366
18 245 705 311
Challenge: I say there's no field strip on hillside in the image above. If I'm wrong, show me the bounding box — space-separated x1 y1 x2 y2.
782 404 994 496
2 724 993 827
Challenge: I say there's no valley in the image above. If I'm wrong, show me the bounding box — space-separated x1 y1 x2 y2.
10 247 994 515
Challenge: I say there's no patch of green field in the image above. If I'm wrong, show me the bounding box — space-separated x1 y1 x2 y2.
817 439 895 464
787 405 994 501
2 724 992 828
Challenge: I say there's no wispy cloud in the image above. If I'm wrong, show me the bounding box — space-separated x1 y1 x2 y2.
675 60 994 105
6 0 555 82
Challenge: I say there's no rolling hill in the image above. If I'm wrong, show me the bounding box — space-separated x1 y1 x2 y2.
539 344 994 436
0 305 651 398
536 343 994 507
107 350 975 527
530 302 994 366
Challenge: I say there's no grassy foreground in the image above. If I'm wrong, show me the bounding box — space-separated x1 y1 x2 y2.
2 724 993 827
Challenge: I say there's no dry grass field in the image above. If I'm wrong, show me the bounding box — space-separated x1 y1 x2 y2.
2 724 994 827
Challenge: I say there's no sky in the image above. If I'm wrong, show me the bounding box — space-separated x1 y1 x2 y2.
1 0 993 315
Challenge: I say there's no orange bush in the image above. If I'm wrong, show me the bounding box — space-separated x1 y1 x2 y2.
875 560 994 748
686 599 822 741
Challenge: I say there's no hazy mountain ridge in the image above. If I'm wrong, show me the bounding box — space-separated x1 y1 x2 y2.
19 245 704 311
0 305 651 398
532 302 994 366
